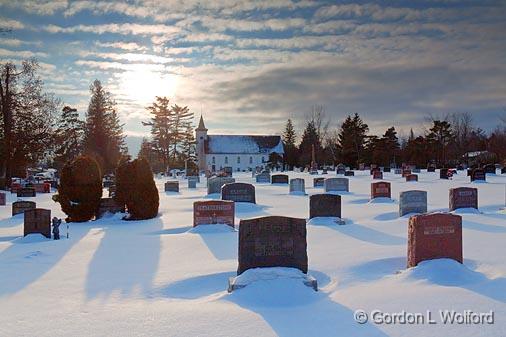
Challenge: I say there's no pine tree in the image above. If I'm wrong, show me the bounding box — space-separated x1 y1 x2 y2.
282 119 297 169
298 121 321 168
83 80 126 173
169 104 193 164
54 106 84 169
426 120 453 166
337 113 369 167
137 138 164 173
144 96 171 170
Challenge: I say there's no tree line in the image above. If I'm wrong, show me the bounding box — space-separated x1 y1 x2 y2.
283 106 506 169
0 59 126 188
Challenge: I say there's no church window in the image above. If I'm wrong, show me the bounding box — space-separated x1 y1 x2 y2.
212 157 215 164
225 156 228 164
262 156 265 163
249 157 253 164
237 156 240 164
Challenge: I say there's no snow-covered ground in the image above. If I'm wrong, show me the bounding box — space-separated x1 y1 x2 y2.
1 170 505 337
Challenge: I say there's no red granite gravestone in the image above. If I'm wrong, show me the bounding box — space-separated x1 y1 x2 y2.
405 174 418 182
407 213 462 267
17 187 36 197
309 194 341 219
271 174 289 184
372 171 383 179
370 167 381 175
193 200 235 227
24 208 51 238
449 187 478 211
10 183 21 194
402 169 412 178
0 192 5 206
222 182 256 203
371 182 391 199
96 197 125 218
238 216 307 275
33 183 51 193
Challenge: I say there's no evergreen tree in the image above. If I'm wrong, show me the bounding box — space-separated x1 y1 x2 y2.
426 120 453 166
298 121 321 167
337 113 369 168
169 104 193 164
137 138 164 173
144 96 171 170
83 80 126 173
54 106 84 169
282 119 297 169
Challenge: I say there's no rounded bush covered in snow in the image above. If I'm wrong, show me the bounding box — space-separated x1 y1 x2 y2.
53 155 102 222
115 157 159 220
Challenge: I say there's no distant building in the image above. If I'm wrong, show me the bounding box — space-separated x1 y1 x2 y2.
195 116 284 172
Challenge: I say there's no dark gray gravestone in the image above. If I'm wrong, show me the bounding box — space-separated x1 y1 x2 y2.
440 168 449 179
165 181 179 192
222 183 256 203
470 169 486 182
399 190 427 216
383 167 391 173
0 192 5 206
17 187 36 197
502 167 506 174
188 175 200 183
12 200 36 216
237 216 308 274
289 178 305 194
207 177 235 194
255 172 271 183
394 168 402 175
96 198 125 218
309 194 341 219
271 174 289 184
336 169 346 175
484 164 496 174
24 208 51 238
313 177 324 188
427 166 436 172
187 177 197 189
372 171 383 179
344 170 354 176
324 178 349 192
449 187 478 211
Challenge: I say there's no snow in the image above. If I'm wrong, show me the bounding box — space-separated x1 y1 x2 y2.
207 135 284 154
1 169 506 336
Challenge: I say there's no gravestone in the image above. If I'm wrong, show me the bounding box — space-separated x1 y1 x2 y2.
344 170 354 176
412 168 421 173
187 178 197 189
371 181 391 199
10 183 21 193
207 177 235 194
12 200 36 216
427 166 436 173
165 181 179 192
24 208 51 238
324 178 349 192
289 178 305 194
17 187 36 197
33 183 50 193
336 168 346 175
313 177 324 188
402 169 412 178
484 164 496 174
223 167 233 177
271 174 289 184
470 169 486 182
399 190 427 216
255 172 271 183
449 187 478 211
193 200 235 227
103 180 114 188
322 169 328 174
108 185 116 197
96 198 125 218
372 171 383 179
405 174 418 182
237 216 308 274
502 167 506 174
370 167 381 175
222 183 256 203
0 192 5 206
383 167 391 173
309 194 341 219
440 168 449 179
407 212 462 267
394 168 402 175
188 175 200 183
467 169 472 176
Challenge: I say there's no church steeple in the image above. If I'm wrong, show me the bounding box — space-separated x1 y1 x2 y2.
196 115 207 131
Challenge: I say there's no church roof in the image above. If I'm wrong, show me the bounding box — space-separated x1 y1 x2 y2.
205 135 284 155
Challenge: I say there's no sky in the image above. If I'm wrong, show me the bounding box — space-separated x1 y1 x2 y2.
1 0 505 155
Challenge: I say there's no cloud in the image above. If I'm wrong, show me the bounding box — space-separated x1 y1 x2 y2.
0 0 67 15
0 17 25 30
94 41 148 51
0 47 47 59
44 23 181 37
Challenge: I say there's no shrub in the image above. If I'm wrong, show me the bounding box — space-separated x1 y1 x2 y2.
115 157 159 220
53 155 102 222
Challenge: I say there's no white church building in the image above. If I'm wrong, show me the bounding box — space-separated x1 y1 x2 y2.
195 116 284 172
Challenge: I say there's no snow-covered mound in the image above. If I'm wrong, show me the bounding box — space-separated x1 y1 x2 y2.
187 224 237 234
15 234 50 244
307 217 346 226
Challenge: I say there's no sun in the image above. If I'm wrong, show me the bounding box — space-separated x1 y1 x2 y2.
118 66 178 106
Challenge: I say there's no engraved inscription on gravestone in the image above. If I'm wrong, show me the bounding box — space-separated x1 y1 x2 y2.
449 187 478 211
324 178 349 192
237 216 308 275
193 200 235 227
24 208 51 238
165 181 179 192
309 194 341 219
371 182 391 199
222 183 256 203
289 178 305 194
399 190 427 216
271 174 289 184
12 200 36 216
